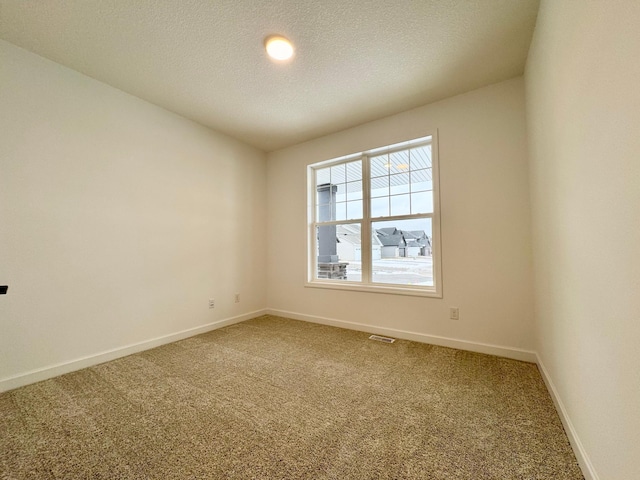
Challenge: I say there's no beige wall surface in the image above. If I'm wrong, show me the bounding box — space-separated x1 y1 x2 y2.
526 1 640 478
267 78 535 352
0 40 267 383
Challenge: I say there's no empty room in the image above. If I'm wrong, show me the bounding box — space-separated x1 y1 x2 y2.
1 1 638 479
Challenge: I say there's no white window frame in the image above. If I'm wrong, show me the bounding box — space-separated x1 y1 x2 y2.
306 133 442 298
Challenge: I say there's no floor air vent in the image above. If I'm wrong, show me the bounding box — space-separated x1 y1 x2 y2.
369 334 396 343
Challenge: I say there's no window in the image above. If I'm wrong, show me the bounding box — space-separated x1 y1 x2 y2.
307 135 441 297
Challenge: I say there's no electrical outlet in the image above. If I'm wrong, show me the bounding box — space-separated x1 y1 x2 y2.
209 298 215 309
234 293 240 303
449 307 459 320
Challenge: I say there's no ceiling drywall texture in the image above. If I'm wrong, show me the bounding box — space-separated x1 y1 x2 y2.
0 0 540 151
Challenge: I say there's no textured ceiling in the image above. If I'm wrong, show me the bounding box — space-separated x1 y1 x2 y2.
0 0 540 152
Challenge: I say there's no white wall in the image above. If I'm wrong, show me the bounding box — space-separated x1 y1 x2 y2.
0 40 267 388
525 1 640 479
267 78 535 355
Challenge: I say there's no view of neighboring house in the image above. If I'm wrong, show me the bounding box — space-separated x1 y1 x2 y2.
335 225 432 262
375 228 431 258
336 224 382 261
376 227 406 258
405 230 432 256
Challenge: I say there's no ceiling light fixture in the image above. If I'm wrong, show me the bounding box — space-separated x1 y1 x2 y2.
264 35 294 61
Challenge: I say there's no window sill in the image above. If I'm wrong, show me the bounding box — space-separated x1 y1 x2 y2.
304 280 442 298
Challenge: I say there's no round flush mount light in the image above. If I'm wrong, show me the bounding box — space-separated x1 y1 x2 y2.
264 35 294 61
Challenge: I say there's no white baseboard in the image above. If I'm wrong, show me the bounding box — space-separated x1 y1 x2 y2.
266 308 537 363
0 309 268 393
536 355 599 480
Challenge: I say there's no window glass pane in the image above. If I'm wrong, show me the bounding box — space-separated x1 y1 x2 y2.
316 185 335 221
347 180 362 201
410 145 431 170
335 183 346 203
346 160 362 182
390 173 410 195
390 150 409 172
411 191 433 214
316 223 361 282
347 200 362 219
335 202 347 221
390 194 411 216
372 218 433 286
316 167 331 186
370 155 390 178
370 176 389 198
410 169 432 192
316 184 336 222
331 164 346 184
371 196 389 218
316 204 331 222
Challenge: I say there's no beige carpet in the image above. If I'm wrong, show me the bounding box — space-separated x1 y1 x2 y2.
1 315 583 479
